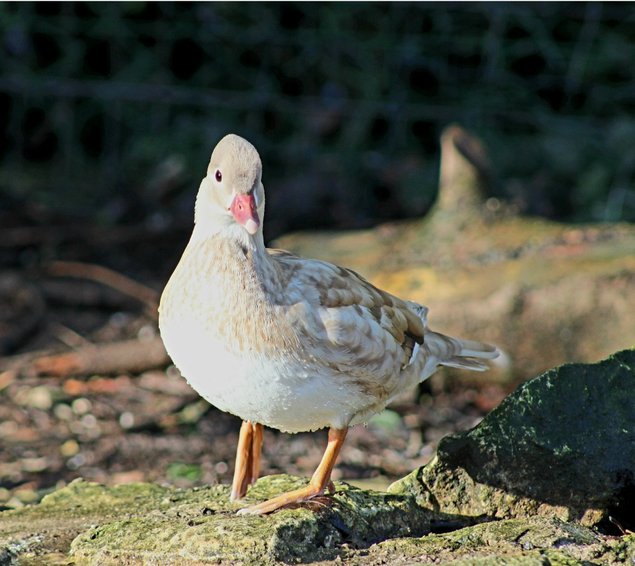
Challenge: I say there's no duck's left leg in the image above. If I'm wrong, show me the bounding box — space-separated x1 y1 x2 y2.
237 427 347 515
230 420 264 501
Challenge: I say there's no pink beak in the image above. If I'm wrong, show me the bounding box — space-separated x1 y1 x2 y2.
230 192 260 235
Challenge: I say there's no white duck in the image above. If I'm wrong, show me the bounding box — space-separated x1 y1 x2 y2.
159 134 498 515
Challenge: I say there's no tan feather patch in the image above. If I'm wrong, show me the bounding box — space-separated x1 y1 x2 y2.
270 250 426 367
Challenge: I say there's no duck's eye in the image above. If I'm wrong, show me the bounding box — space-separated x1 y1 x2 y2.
215 169 222 182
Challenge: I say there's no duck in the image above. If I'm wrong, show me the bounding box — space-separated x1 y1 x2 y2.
158 133 498 515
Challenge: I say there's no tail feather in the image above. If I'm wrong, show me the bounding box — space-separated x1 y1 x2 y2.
441 356 491 372
423 332 499 375
454 338 498 360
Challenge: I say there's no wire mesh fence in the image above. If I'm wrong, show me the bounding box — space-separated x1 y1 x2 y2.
1 2 635 235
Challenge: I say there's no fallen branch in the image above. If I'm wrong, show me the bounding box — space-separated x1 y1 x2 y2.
32 336 169 377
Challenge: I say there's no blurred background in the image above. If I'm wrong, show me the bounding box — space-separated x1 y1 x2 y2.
2 2 635 245
1 3 634 506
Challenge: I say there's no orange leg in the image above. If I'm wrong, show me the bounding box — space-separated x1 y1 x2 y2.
237 427 348 515
250 421 264 487
230 421 263 501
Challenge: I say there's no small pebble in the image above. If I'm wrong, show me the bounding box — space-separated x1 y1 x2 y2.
119 412 135 429
60 439 80 457
214 461 228 474
25 386 53 410
72 398 92 415
54 403 74 421
67 453 86 470
20 457 48 473
80 414 97 428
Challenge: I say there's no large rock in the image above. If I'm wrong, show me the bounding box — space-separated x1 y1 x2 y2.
389 349 635 528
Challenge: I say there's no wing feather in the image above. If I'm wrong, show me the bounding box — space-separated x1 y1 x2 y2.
268 248 425 381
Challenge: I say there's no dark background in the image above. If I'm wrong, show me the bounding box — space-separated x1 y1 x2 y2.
2 2 635 252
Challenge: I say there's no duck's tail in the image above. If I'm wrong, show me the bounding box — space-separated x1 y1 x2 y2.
419 331 499 378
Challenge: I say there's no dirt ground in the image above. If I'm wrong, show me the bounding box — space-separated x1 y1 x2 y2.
0 217 508 510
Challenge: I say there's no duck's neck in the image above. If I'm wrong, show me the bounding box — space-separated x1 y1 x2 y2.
189 222 275 290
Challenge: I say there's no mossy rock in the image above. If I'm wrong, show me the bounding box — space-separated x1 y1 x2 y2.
390 349 635 528
0 475 442 565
